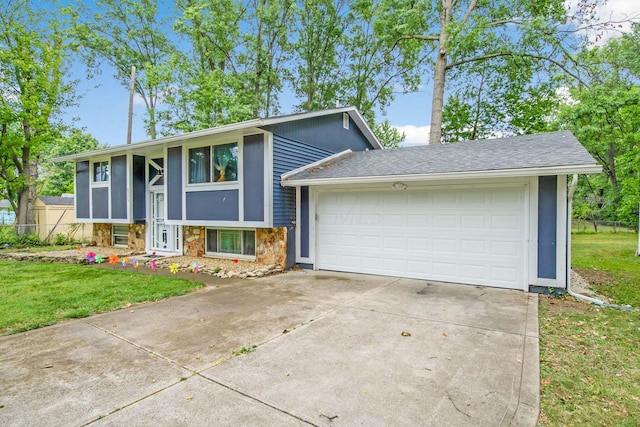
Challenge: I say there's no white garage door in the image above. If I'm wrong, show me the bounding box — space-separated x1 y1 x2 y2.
316 186 526 289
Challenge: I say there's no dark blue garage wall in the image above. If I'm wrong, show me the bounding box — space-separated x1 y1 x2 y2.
92 187 109 219
167 147 182 220
538 176 557 279
110 155 127 219
243 134 265 222
186 190 239 221
132 155 146 222
272 136 332 227
75 161 90 219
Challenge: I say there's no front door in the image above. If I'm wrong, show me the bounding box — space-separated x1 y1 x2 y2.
151 192 180 253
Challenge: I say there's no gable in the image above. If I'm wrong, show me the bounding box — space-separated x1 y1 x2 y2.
263 112 375 153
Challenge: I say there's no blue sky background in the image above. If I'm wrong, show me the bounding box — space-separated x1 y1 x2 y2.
62 0 635 148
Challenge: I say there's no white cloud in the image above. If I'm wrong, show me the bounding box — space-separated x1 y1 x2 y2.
393 124 430 146
566 0 640 45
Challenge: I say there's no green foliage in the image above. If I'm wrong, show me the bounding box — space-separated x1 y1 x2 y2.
0 1 74 230
70 0 176 139
558 25 640 224
374 120 405 148
0 261 204 334
232 345 257 356
39 130 103 196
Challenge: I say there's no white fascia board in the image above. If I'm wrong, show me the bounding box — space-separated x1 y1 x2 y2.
281 164 603 187
280 150 353 182
50 121 263 162
51 106 382 162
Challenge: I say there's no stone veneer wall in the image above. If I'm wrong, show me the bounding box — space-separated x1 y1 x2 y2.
128 224 146 251
93 223 112 247
256 227 287 267
183 226 205 257
182 226 288 267
92 223 145 251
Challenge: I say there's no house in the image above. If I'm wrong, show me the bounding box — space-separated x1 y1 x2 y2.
52 107 381 268
53 107 601 291
0 200 15 225
34 195 92 243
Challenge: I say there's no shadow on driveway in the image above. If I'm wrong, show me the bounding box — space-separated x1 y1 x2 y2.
0 270 539 426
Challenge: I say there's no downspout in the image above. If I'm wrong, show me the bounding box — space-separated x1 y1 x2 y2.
566 174 633 310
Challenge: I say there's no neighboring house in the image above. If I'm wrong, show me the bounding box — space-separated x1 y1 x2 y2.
52 107 381 268
0 200 15 225
34 195 92 243
53 107 601 292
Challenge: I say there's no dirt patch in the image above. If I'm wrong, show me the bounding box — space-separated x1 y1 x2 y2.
539 294 595 315
573 267 616 287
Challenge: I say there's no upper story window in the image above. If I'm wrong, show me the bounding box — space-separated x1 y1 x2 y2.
189 142 238 184
93 161 109 182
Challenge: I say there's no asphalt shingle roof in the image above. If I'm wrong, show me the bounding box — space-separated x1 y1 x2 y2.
38 196 74 206
284 131 598 182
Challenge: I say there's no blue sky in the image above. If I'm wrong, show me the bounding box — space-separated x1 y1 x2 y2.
62 0 635 148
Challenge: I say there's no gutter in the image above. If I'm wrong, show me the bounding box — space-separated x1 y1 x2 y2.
566 174 633 311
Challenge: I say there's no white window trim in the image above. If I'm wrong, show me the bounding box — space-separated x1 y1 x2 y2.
183 139 241 189
91 158 110 188
204 227 256 260
112 224 128 247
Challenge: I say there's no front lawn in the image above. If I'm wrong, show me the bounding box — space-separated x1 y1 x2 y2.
0 261 204 335
539 233 640 426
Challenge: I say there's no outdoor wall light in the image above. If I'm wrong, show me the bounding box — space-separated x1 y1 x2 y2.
391 182 408 190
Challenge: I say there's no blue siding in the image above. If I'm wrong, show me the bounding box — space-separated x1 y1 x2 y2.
75 161 90 218
110 155 127 219
243 134 265 222
186 190 239 221
300 186 309 258
132 155 146 222
264 113 374 153
272 136 332 227
167 147 182 220
538 176 557 279
92 187 109 219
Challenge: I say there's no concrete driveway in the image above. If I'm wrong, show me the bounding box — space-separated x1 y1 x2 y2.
0 270 539 426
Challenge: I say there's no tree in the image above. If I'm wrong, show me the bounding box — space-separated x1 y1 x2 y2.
386 0 629 143
291 0 347 111
71 0 176 140
162 0 254 133
39 131 103 196
374 119 405 148
557 23 640 225
0 1 73 233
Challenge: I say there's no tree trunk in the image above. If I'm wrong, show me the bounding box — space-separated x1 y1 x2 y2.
16 158 37 235
429 0 453 145
608 142 618 194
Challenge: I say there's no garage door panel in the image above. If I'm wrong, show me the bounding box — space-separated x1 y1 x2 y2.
317 186 526 289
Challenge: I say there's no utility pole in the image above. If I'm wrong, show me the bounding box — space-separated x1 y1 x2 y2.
127 66 136 144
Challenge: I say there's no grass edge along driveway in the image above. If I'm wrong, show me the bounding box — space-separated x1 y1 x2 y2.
538 233 640 426
0 261 203 335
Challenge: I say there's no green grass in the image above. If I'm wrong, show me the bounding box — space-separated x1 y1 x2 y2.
0 261 204 335
539 233 640 426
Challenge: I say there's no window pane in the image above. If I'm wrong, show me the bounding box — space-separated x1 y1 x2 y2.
101 162 109 181
189 147 210 184
206 229 218 253
93 163 101 181
213 143 238 182
219 230 241 254
243 231 255 255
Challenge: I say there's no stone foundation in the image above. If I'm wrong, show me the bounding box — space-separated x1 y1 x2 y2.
256 227 287 268
128 224 146 251
183 226 205 257
93 223 112 247
92 223 146 251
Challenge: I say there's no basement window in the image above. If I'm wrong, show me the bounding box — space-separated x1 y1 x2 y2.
112 225 128 247
206 228 255 257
